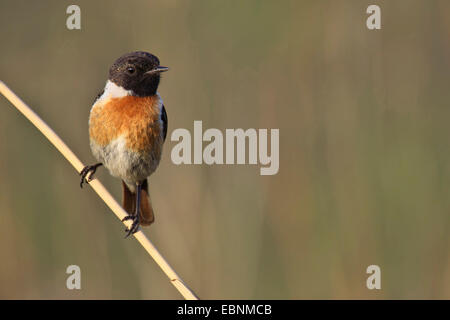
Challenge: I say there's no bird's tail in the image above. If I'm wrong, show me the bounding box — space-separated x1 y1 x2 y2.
122 179 155 226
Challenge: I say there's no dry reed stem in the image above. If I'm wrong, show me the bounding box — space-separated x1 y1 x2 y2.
0 80 198 300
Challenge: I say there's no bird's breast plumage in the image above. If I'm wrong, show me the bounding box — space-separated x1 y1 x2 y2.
90 95 163 152
88 93 165 186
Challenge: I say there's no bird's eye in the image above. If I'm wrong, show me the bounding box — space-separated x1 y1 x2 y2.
126 67 135 74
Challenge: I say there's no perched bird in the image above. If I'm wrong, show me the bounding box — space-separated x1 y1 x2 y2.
80 51 168 237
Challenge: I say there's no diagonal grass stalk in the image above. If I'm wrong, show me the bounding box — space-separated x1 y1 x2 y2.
0 80 198 300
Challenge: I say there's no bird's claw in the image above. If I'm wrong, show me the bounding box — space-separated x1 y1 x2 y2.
80 163 102 188
122 214 140 237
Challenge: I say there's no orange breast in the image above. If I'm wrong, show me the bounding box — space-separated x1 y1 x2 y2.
89 95 163 154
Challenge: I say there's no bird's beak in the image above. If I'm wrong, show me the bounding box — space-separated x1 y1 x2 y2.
145 66 169 75
156 66 169 73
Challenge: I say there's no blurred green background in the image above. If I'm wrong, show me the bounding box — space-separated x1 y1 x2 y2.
0 0 449 299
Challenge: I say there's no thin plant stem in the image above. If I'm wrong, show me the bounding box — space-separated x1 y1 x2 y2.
0 80 198 300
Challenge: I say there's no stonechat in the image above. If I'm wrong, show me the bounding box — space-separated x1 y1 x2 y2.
80 51 168 237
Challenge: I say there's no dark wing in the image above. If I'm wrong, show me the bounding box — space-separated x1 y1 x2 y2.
161 105 168 142
93 89 104 104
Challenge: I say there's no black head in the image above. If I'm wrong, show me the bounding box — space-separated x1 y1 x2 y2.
108 51 168 96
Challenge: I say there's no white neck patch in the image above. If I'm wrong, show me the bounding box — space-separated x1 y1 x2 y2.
103 80 133 98
93 81 133 107
92 81 161 112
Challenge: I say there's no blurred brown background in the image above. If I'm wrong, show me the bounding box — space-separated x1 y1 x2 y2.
0 0 449 299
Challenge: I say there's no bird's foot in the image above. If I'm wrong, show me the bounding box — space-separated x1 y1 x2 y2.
122 213 140 237
80 163 102 188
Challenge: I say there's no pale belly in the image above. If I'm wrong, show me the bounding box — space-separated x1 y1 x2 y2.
90 135 162 191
